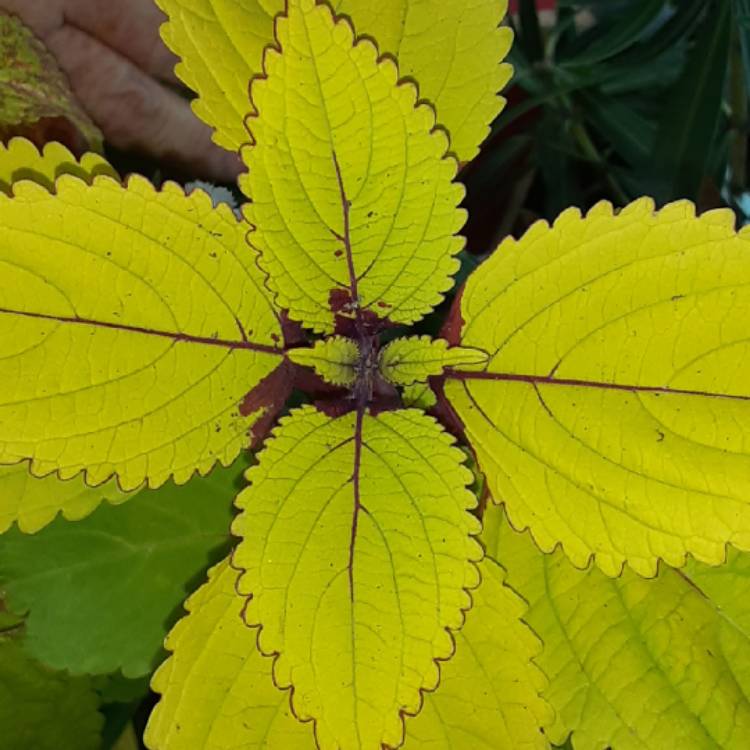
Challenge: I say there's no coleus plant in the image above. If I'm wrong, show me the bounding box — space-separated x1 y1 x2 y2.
0 0 749 748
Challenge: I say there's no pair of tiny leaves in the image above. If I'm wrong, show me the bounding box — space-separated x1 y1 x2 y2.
288 336 488 387
1 0 750 749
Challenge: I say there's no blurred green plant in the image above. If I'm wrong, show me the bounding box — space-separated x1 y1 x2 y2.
463 0 746 252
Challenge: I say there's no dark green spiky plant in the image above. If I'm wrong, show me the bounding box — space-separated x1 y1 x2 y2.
1 1 749 749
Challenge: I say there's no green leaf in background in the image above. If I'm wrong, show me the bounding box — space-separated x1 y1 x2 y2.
579 89 654 166
560 0 666 66
0 12 102 151
518 0 544 62
613 0 703 67
94 672 151 750
648 0 731 202
0 458 247 677
0 637 103 750
484 506 750 749
738 0 750 96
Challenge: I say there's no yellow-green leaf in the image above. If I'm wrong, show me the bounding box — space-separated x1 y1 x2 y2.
445 199 750 576
240 0 466 333
146 560 552 750
232 405 482 750
145 558 316 749
287 336 360 386
155 0 512 162
403 558 551 749
147 556 548 750
0 463 129 534
0 175 284 490
379 336 487 386
686 549 750 634
484 505 750 750
0 137 117 195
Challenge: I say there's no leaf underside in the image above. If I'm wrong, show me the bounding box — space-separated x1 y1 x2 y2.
0 137 117 195
146 555 549 750
484 505 750 750
445 199 750 576
0 462 128 534
231 405 482 750
0 174 284 490
155 0 512 162
240 0 466 333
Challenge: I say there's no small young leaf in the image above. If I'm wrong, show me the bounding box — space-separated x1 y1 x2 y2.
287 337 360 387
0 463 129 534
147 557 548 750
379 336 487 386
401 382 438 410
232 405 482 750
445 199 750 576
485 506 750 750
0 637 103 750
156 0 512 161
0 175 284 489
240 0 466 333
0 136 117 195
0 459 243 677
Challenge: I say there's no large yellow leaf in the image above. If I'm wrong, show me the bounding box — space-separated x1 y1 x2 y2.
146 557 548 750
155 0 512 162
232 405 482 750
0 137 117 194
0 175 284 490
445 199 750 576
484 505 750 749
0 463 128 534
240 0 465 333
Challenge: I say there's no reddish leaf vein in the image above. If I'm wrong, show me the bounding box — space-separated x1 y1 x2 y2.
447 369 750 401
0 307 283 356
